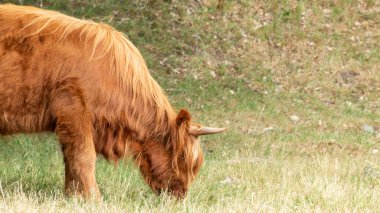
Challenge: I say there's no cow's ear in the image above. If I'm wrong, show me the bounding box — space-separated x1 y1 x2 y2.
176 109 191 127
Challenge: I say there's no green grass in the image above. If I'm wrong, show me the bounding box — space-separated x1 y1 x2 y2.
1 0 380 211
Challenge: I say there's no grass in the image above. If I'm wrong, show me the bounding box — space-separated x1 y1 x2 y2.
1 0 380 211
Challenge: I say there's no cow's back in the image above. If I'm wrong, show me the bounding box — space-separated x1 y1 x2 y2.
0 7 86 134
0 4 177 141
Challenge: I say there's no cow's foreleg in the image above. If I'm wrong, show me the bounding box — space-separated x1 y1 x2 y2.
61 139 99 198
51 79 100 199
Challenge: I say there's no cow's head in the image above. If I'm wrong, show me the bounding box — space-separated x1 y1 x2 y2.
133 109 225 198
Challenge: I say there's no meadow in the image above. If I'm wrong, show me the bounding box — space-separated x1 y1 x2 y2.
0 0 380 211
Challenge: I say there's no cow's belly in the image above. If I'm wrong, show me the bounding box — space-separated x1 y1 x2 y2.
0 112 54 134
0 85 55 134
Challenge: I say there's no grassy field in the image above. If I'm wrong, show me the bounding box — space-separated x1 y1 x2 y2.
1 0 380 211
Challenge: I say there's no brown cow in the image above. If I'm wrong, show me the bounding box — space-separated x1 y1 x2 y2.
0 4 225 199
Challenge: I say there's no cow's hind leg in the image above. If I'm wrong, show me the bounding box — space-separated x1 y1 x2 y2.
51 79 99 198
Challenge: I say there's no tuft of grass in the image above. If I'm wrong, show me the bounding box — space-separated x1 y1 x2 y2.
1 0 380 211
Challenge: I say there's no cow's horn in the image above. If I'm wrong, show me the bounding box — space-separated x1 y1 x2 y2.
189 126 226 136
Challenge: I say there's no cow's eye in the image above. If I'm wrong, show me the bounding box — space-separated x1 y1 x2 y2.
180 152 185 160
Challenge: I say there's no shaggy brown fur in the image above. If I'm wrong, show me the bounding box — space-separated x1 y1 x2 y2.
0 4 223 198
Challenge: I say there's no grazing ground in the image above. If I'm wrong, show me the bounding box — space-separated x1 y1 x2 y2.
1 0 380 212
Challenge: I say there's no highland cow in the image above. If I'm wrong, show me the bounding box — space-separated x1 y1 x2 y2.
0 4 225 198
